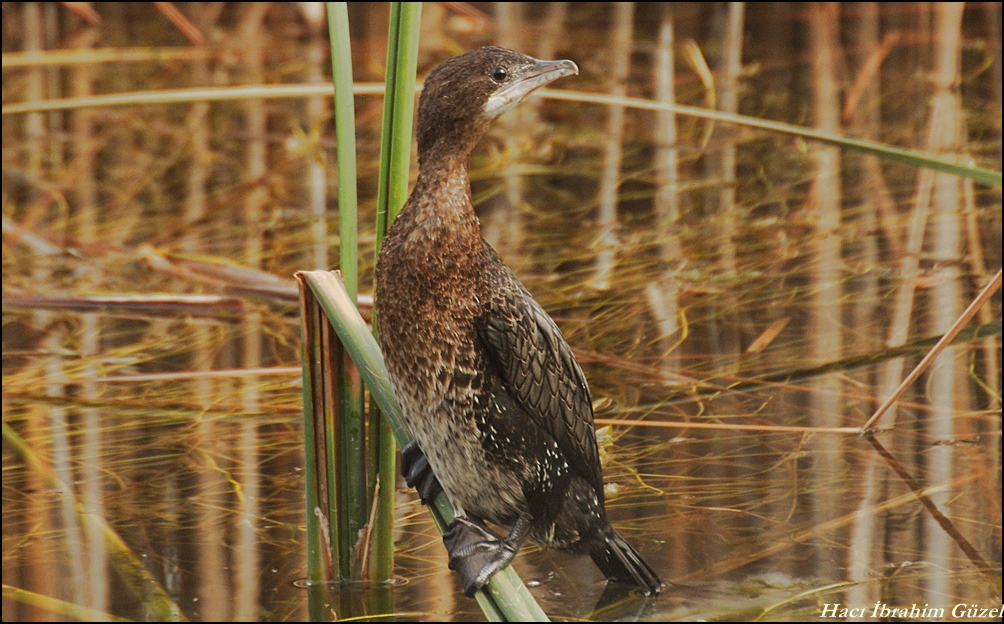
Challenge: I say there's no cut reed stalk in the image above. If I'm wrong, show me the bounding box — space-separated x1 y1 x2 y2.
300 282 334 584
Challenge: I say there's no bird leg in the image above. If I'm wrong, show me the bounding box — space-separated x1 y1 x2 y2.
400 440 444 505
444 513 532 597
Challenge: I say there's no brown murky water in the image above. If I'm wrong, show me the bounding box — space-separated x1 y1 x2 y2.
3 3 1001 621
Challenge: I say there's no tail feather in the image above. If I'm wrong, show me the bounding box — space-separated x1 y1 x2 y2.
590 529 665 596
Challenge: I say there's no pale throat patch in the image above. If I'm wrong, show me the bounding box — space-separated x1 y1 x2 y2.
484 65 576 118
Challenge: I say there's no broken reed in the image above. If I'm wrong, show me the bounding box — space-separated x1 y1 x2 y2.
301 1 365 587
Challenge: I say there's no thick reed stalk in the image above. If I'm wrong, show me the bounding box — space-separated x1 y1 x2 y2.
322 3 368 582
924 4 967 603
484 2 526 256
373 3 422 247
648 6 683 377
845 2 884 610
808 1 844 581
717 2 744 276
329 2 358 298
21 4 77 613
71 22 108 614
307 17 330 272
591 2 634 290
369 1 422 583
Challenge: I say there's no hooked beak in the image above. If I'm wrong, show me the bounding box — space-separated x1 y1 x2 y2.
485 58 579 118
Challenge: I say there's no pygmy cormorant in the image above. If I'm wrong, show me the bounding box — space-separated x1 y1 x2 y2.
375 46 664 598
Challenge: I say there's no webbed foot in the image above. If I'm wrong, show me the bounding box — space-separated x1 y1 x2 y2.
443 515 531 597
400 440 443 505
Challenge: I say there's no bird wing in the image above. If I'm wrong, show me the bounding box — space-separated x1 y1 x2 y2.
478 268 604 497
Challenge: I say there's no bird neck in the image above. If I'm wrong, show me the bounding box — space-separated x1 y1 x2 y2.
417 114 489 173
396 154 482 252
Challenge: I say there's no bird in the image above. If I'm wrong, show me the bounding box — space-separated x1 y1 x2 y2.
375 46 664 598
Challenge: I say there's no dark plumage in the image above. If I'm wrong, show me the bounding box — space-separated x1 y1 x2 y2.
375 46 664 598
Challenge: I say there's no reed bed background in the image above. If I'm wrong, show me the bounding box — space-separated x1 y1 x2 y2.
3 2 1001 621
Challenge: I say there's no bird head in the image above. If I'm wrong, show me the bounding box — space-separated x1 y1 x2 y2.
416 47 578 168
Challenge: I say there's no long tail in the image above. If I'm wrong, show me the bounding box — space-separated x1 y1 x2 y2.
590 528 665 596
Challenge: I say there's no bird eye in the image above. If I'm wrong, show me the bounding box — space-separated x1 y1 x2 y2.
490 66 507 83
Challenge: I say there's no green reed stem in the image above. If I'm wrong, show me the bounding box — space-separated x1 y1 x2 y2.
8 84 996 189
328 1 357 301
542 89 1003 188
369 0 423 583
326 1 367 580
373 2 422 254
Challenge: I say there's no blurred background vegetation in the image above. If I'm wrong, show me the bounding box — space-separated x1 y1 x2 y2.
2 2 1001 621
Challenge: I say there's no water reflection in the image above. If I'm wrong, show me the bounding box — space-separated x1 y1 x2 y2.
3 2 1001 622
